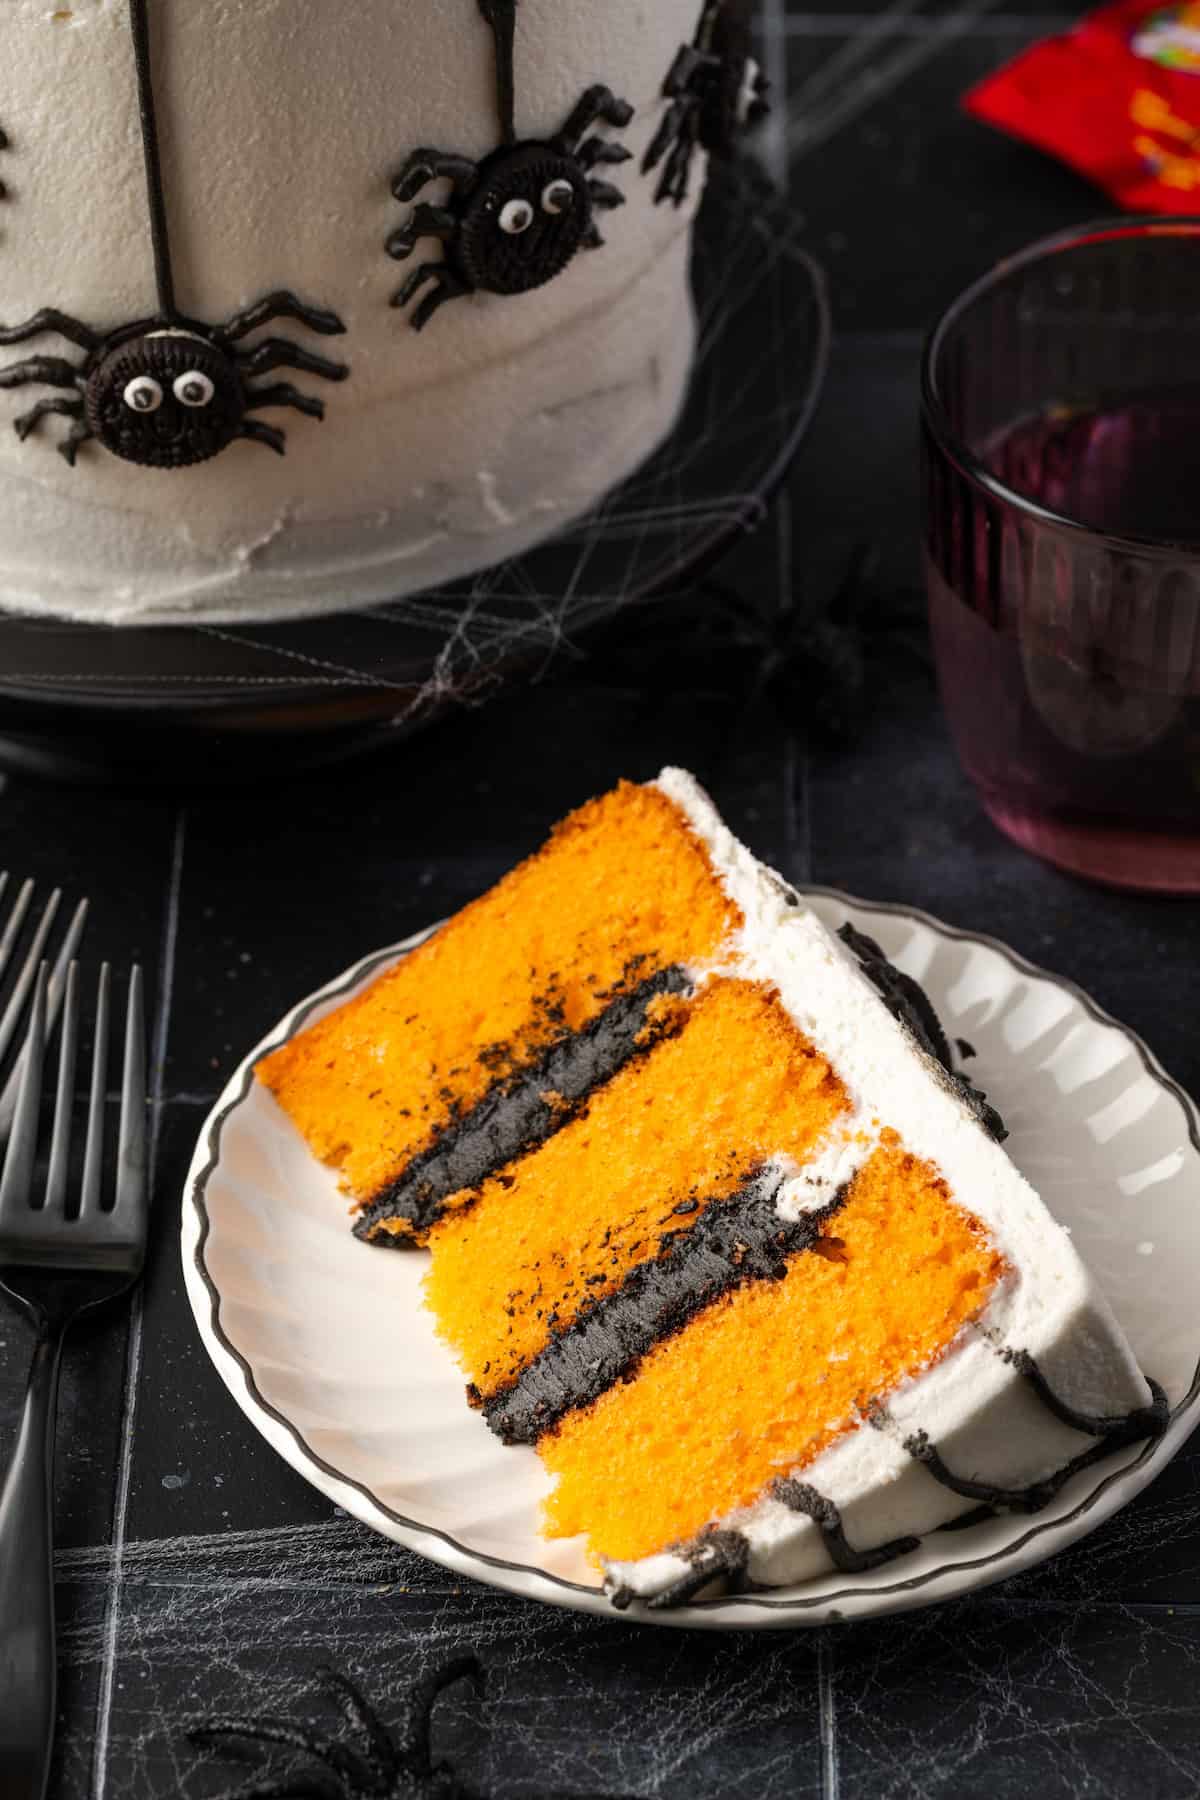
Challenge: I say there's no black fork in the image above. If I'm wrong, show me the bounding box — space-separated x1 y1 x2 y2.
0 962 147 1800
0 872 89 1145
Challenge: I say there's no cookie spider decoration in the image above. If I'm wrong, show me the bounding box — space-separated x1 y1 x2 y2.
644 0 770 208
0 0 347 469
0 294 347 468
190 1659 484 1800
386 0 634 330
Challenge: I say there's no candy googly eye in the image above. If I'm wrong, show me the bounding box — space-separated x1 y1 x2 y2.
123 375 163 414
499 198 535 234
541 179 575 214
173 370 215 408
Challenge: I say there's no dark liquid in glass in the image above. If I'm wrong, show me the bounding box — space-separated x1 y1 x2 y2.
985 391 1200 544
928 395 1200 890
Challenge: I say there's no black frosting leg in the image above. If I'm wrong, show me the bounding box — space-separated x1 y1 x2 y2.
220 291 346 343
0 309 99 351
246 383 327 422
57 421 94 467
239 419 287 456
238 338 349 383
391 149 479 205
555 85 636 152
13 396 84 441
385 204 458 263
0 356 82 391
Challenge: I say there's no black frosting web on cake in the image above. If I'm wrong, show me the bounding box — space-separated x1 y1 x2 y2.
837 920 1008 1142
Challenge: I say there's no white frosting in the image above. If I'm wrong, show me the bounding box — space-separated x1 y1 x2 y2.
0 0 706 623
775 1116 878 1220
604 769 1154 1602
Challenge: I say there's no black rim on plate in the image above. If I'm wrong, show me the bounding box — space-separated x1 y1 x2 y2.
187 892 1200 1621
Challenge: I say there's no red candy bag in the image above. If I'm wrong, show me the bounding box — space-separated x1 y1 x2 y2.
966 3 1200 212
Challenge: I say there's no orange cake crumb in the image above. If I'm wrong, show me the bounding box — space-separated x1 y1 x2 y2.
257 781 739 1210
423 976 850 1394
539 1142 1005 1565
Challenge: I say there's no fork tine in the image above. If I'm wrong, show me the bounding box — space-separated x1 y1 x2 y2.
0 874 32 988
45 897 88 1034
0 886 60 1070
0 962 47 1222
79 963 110 1218
43 962 80 1215
0 895 89 1143
114 966 146 1221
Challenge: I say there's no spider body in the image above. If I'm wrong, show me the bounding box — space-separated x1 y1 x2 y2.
452 142 596 296
388 85 634 331
645 0 769 207
83 326 249 469
0 291 348 468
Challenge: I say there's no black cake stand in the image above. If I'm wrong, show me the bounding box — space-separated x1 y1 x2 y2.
0 159 830 783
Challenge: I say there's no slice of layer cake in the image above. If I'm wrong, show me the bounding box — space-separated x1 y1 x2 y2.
258 769 1165 1606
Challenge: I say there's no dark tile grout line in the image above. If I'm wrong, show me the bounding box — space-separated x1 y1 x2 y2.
89 807 186 1800
817 1633 839 1799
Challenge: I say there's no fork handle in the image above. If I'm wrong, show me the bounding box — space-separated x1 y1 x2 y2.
0 1320 65 1800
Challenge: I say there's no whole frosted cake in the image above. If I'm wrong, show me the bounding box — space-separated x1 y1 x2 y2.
0 0 755 624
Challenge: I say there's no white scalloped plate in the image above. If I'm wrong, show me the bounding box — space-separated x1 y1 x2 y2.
181 892 1200 1629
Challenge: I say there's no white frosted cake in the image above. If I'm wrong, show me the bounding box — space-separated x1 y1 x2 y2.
0 0 756 625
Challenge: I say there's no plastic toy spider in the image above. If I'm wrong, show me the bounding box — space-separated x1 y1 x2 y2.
387 0 633 330
644 0 770 207
0 293 348 468
190 1659 483 1800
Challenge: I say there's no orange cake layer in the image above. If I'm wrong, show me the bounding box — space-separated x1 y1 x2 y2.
540 1142 1005 1564
257 781 739 1211
423 976 850 1398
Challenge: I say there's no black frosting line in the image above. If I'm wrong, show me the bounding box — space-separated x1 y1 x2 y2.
868 1358 1168 1518
837 922 1008 1143
623 1354 1168 1608
355 965 692 1246
611 1530 749 1613
128 0 177 321
1005 1348 1170 1446
483 1176 847 1445
770 1479 920 1574
478 0 519 145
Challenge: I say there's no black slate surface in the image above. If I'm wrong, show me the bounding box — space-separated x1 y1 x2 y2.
3 4 1200 1796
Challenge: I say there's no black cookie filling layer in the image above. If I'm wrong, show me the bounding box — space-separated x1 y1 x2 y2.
480 1172 846 1445
355 965 691 1246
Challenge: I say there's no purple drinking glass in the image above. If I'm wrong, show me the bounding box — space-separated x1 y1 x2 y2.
922 219 1200 893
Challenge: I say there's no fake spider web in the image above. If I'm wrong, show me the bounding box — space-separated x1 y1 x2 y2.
0 157 830 749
